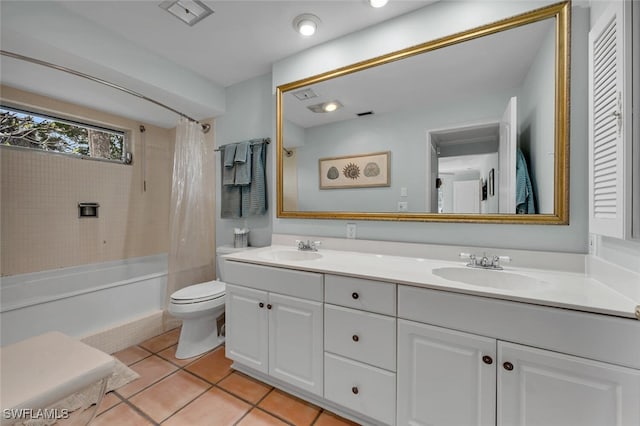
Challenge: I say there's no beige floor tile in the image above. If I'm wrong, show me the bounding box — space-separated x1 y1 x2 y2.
258 389 321 426
116 355 178 398
91 403 153 426
157 344 204 367
129 370 210 423
162 387 250 426
237 408 289 426
97 391 122 415
113 346 151 366
184 346 232 384
218 371 272 404
139 328 180 353
314 411 361 426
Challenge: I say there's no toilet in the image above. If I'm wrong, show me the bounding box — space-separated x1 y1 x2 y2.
168 245 245 359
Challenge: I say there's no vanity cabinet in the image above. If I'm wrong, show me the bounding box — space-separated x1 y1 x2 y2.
224 262 324 396
397 319 496 426
397 286 640 426
324 275 397 425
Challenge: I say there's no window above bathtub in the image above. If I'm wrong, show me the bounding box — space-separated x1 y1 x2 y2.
0 105 128 164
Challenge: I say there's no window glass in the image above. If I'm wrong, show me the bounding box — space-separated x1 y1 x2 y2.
0 106 126 162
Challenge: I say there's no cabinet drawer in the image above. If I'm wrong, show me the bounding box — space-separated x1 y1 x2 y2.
324 352 396 426
325 304 396 371
225 260 323 301
325 275 396 315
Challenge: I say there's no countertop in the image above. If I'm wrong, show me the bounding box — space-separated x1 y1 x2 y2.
224 245 640 320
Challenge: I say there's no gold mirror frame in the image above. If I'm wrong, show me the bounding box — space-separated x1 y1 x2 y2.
277 1 569 224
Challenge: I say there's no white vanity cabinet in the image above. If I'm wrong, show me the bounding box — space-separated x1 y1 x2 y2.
324 275 397 425
224 261 324 396
397 286 640 426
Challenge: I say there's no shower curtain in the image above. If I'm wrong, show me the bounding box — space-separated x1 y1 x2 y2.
164 118 215 328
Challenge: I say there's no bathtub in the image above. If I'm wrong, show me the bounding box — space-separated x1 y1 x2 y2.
0 254 167 347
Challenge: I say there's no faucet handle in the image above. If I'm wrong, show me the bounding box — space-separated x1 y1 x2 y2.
459 252 473 259
498 255 512 264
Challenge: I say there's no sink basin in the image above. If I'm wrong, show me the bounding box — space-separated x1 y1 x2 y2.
432 267 542 290
258 250 323 262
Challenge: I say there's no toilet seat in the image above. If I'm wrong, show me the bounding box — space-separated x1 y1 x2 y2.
170 280 225 305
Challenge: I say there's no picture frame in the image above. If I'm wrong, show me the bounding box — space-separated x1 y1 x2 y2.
488 168 495 196
319 151 390 189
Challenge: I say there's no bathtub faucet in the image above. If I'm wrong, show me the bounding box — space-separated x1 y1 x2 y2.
296 240 321 251
459 252 511 270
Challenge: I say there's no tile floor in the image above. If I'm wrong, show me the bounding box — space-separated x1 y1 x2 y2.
61 328 359 426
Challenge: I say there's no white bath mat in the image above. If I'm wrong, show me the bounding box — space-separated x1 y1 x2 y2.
14 358 139 425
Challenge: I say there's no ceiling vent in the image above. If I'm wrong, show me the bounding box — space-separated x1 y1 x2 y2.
159 0 214 26
292 88 318 101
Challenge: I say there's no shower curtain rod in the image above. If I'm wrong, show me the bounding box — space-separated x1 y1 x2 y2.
0 50 211 133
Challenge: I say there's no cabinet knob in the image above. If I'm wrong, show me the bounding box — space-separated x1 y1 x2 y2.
267 304 272 310
352 292 359 300
351 386 359 395
352 334 359 342
482 355 493 365
503 361 514 371
259 302 264 308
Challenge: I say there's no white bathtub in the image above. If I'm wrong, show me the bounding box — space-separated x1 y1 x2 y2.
0 254 167 346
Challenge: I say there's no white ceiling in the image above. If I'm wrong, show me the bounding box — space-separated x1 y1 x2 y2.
0 0 435 127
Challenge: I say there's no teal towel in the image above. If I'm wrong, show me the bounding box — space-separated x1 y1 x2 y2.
222 144 237 186
234 141 252 185
516 149 536 214
220 152 241 218
241 140 268 217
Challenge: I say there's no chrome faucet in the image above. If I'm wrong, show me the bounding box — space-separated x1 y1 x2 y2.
460 252 511 270
296 240 321 251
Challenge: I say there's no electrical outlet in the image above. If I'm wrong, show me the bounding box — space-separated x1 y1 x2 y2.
400 187 408 197
588 234 596 255
346 223 357 239
398 201 408 212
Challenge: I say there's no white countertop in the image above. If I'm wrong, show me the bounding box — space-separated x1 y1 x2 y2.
224 245 640 320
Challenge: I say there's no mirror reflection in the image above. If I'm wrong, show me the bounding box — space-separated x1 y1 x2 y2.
279 9 567 221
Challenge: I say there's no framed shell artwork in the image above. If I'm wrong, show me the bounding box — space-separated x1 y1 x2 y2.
319 151 390 189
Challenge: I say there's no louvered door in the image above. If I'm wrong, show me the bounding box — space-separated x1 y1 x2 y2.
588 1 631 238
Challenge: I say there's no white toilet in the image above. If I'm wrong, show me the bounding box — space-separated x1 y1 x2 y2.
168 245 245 359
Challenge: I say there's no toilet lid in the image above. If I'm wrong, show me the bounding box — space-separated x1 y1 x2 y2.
170 280 225 304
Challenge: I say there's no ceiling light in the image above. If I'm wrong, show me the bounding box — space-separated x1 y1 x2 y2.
293 14 320 36
159 0 214 26
307 101 343 113
369 0 389 8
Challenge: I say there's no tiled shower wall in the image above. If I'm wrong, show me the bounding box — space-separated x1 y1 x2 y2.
0 86 174 276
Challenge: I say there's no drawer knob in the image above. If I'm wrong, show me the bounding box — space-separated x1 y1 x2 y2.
352 292 359 300
267 304 272 310
352 386 359 395
352 334 359 342
503 362 514 371
482 355 493 365
259 302 264 308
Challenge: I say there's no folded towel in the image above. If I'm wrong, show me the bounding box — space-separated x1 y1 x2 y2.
222 144 237 186
234 141 252 185
223 143 237 167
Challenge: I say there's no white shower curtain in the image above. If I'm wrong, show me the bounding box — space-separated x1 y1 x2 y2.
165 118 215 326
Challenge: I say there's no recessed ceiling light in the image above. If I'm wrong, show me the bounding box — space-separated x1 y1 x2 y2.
307 101 343 113
159 0 214 26
369 0 389 8
293 14 320 36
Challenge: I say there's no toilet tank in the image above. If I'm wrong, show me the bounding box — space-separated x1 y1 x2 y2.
216 245 250 281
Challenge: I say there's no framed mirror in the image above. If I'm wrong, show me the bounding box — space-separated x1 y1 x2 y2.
277 1 569 224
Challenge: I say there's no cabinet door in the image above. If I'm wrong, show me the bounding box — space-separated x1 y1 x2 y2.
397 319 496 426
268 292 323 396
498 341 640 426
225 284 268 374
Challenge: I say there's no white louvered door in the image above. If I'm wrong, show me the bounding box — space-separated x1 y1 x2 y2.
588 1 631 238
